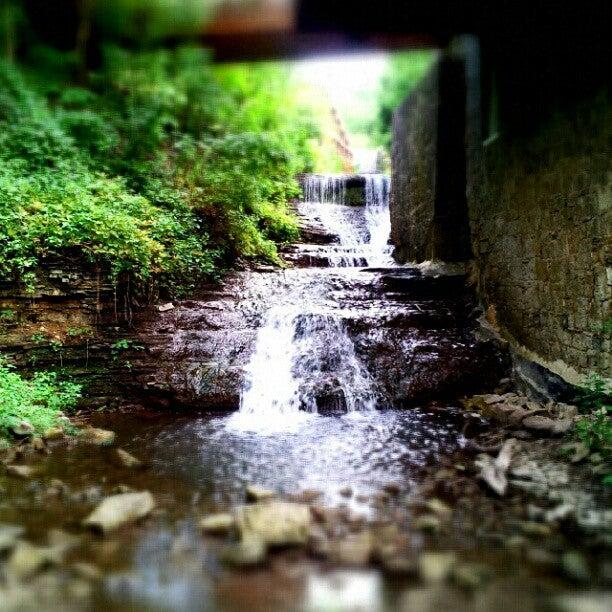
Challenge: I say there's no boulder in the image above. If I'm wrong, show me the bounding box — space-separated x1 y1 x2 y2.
220 536 266 567
6 464 38 479
200 513 235 535
418 552 457 582
245 484 275 502
80 428 115 446
114 448 143 469
331 531 373 566
11 420 34 436
235 501 311 547
43 427 64 440
0 524 25 552
522 415 572 435
83 491 155 532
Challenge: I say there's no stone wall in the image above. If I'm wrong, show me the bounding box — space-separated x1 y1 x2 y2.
471 96 611 381
390 40 611 385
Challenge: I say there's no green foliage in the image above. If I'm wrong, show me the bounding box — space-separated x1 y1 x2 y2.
0 358 81 439
575 406 611 454
572 373 611 484
575 373 611 413
0 44 315 297
369 50 436 150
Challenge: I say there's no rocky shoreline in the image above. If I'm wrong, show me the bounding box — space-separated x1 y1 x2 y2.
0 389 610 611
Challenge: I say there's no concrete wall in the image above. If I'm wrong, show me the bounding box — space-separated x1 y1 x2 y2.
390 39 611 385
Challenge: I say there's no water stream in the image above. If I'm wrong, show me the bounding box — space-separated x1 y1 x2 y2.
0 173 599 612
229 173 390 433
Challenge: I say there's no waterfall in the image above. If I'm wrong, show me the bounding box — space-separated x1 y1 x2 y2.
228 307 376 433
229 170 392 433
302 172 391 267
304 174 347 205
363 174 392 266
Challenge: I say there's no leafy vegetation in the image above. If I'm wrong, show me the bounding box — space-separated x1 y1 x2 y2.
573 373 611 484
0 43 316 297
0 359 81 440
368 50 436 150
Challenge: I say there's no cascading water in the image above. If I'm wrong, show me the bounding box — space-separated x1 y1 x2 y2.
364 174 392 266
300 173 392 267
228 170 393 433
229 307 377 432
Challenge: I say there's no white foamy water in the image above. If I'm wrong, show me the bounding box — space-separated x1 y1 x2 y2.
229 172 392 433
227 307 377 434
364 174 393 266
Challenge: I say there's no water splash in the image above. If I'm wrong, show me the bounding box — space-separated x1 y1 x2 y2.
227 307 376 433
303 174 347 205
363 174 393 266
302 173 392 267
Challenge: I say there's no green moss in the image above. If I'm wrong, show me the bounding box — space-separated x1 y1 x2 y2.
0 359 81 440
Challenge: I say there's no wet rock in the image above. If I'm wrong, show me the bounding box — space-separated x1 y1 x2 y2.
80 427 115 446
461 394 525 425
383 482 401 496
522 415 572 435
310 504 329 524
200 513 235 535
47 528 81 552
46 478 68 497
547 593 612 612
520 522 552 537
575 509 612 533
560 442 590 463
6 464 38 479
71 485 104 504
451 562 492 591
475 438 517 496
308 524 331 558
7 541 60 580
545 503 576 523
562 551 591 583
221 536 266 567
339 486 353 498
288 489 322 503
114 448 143 469
235 501 311 547
112 484 136 495
381 555 419 577
0 524 25 551
31 437 45 452
331 530 373 566
67 578 94 600
413 515 442 533
525 547 558 568
425 498 452 517
83 491 155 532
71 561 102 581
11 420 34 436
556 403 578 420
504 534 528 552
43 426 64 440
418 552 457 582
245 484 275 502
